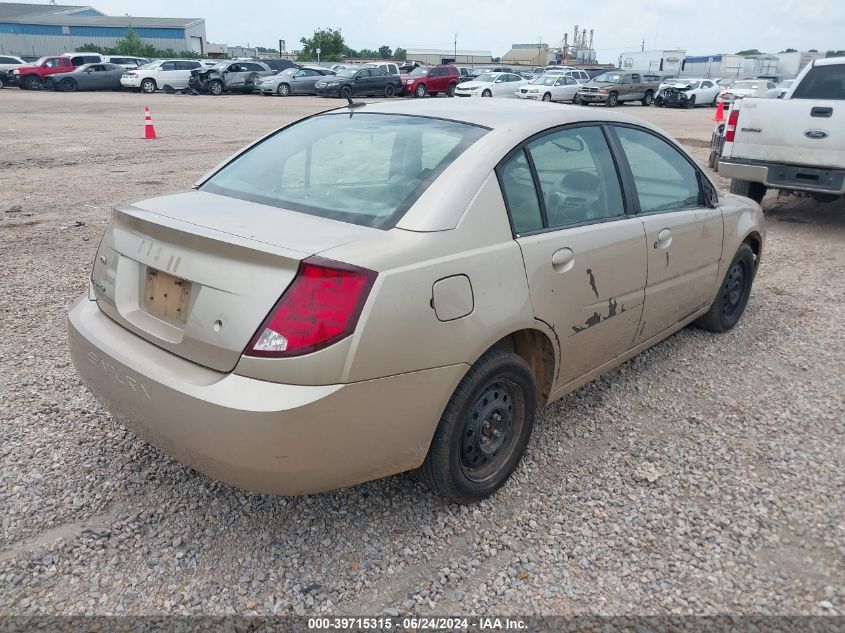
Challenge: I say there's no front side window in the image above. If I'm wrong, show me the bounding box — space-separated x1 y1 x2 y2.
527 127 624 228
614 126 702 213
202 113 487 229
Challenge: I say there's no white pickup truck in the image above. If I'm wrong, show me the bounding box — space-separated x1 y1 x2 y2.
718 56 845 204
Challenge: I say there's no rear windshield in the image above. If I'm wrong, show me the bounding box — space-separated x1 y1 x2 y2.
201 113 488 229
791 64 845 100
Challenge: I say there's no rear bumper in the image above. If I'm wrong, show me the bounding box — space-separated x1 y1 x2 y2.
68 297 466 495
719 158 845 194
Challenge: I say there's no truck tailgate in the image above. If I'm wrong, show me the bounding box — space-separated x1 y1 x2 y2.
727 98 845 168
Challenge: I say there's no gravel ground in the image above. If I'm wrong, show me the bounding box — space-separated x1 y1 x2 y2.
1 91 843 617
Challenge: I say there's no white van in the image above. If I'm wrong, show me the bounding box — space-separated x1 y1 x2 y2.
103 55 150 70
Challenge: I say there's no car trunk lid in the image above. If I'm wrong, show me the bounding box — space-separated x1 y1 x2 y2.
91 190 372 372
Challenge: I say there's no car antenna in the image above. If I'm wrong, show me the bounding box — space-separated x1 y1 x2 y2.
346 96 365 109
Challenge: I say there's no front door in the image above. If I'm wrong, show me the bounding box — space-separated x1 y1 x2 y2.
499 125 648 388
611 125 724 343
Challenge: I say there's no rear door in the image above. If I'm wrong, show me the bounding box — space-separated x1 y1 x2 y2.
500 124 647 388
611 125 723 343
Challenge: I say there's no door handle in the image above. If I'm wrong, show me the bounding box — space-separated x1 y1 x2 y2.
551 247 574 272
654 228 672 249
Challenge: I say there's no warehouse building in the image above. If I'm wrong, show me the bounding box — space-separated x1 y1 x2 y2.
0 2 206 57
406 48 492 66
502 43 552 67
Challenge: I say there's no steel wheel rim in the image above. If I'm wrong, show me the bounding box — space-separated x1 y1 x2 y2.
721 260 748 318
460 380 521 482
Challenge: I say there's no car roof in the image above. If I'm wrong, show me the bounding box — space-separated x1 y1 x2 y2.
343 98 659 134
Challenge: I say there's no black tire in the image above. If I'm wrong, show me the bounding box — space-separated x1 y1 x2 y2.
60 77 77 92
655 97 664 107
708 151 718 170
0 76 5 89
482 89 492 98
383 83 396 97
711 94 718 107
23 75 42 90
415 84 427 98
606 91 618 107
729 179 767 204
447 83 456 97
208 80 224 96
695 244 756 333
642 90 653 106
140 78 156 94
418 348 536 504
277 82 290 96
686 95 696 109
542 92 552 102
340 85 352 99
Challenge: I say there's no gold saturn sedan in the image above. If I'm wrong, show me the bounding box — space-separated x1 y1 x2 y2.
68 100 764 504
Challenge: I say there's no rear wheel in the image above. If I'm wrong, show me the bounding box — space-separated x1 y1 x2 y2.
642 90 653 106
418 348 536 504
60 77 77 92
447 83 456 97
23 75 42 90
140 78 156 94
383 83 396 97
729 179 767 204
208 80 224 95
415 84 427 98
482 89 492 98
542 92 552 102
695 244 756 332
277 83 290 96
606 91 618 107
708 151 718 170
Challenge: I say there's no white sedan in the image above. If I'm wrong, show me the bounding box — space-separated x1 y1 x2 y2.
655 78 721 108
717 80 780 105
455 72 528 98
514 74 580 102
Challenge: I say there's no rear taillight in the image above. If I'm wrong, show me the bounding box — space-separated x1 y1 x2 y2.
245 256 376 358
725 108 740 142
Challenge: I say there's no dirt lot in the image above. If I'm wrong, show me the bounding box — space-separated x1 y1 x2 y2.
1 90 843 617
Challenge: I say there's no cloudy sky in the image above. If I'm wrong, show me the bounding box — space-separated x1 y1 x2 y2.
31 0 845 62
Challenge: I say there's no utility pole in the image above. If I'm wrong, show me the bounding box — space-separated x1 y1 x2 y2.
454 33 457 60
641 38 645 52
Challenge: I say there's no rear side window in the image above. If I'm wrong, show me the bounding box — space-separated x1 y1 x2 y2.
527 127 624 228
791 65 845 100
202 113 487 229
614 126 702 213
500 151 543 234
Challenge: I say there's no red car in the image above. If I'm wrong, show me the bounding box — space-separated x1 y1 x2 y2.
13 56 75 90
403 64 461 98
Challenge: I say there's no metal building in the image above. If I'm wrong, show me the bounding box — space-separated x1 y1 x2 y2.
502 43 552 67
405 48 492 66
0 3 206 57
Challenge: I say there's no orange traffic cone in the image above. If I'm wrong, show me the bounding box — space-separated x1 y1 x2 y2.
143 106 157 139
713 100 725 122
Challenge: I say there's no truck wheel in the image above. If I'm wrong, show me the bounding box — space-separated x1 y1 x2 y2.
417 348 536 504
415 84 427 98
729 179 767 204
383 83 396 97
23 75 42 90
606 92 618 107
276 83 290 96
208 80 224 95
694 244 756 333
641 90 653 106
140 78 156 94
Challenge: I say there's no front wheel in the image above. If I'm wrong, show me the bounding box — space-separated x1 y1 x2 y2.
482 89 492 98
60 77 77 92
542 92 552 102
695 244 756 332
277 83 290 96
685 95 696 109
23 75 42 90
208 80 224 95
140 78 156 94
447 83 456 97
606 92 618 107
641 90 653 106
418 348 536 504
415 84 427 98
729 179 767 204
